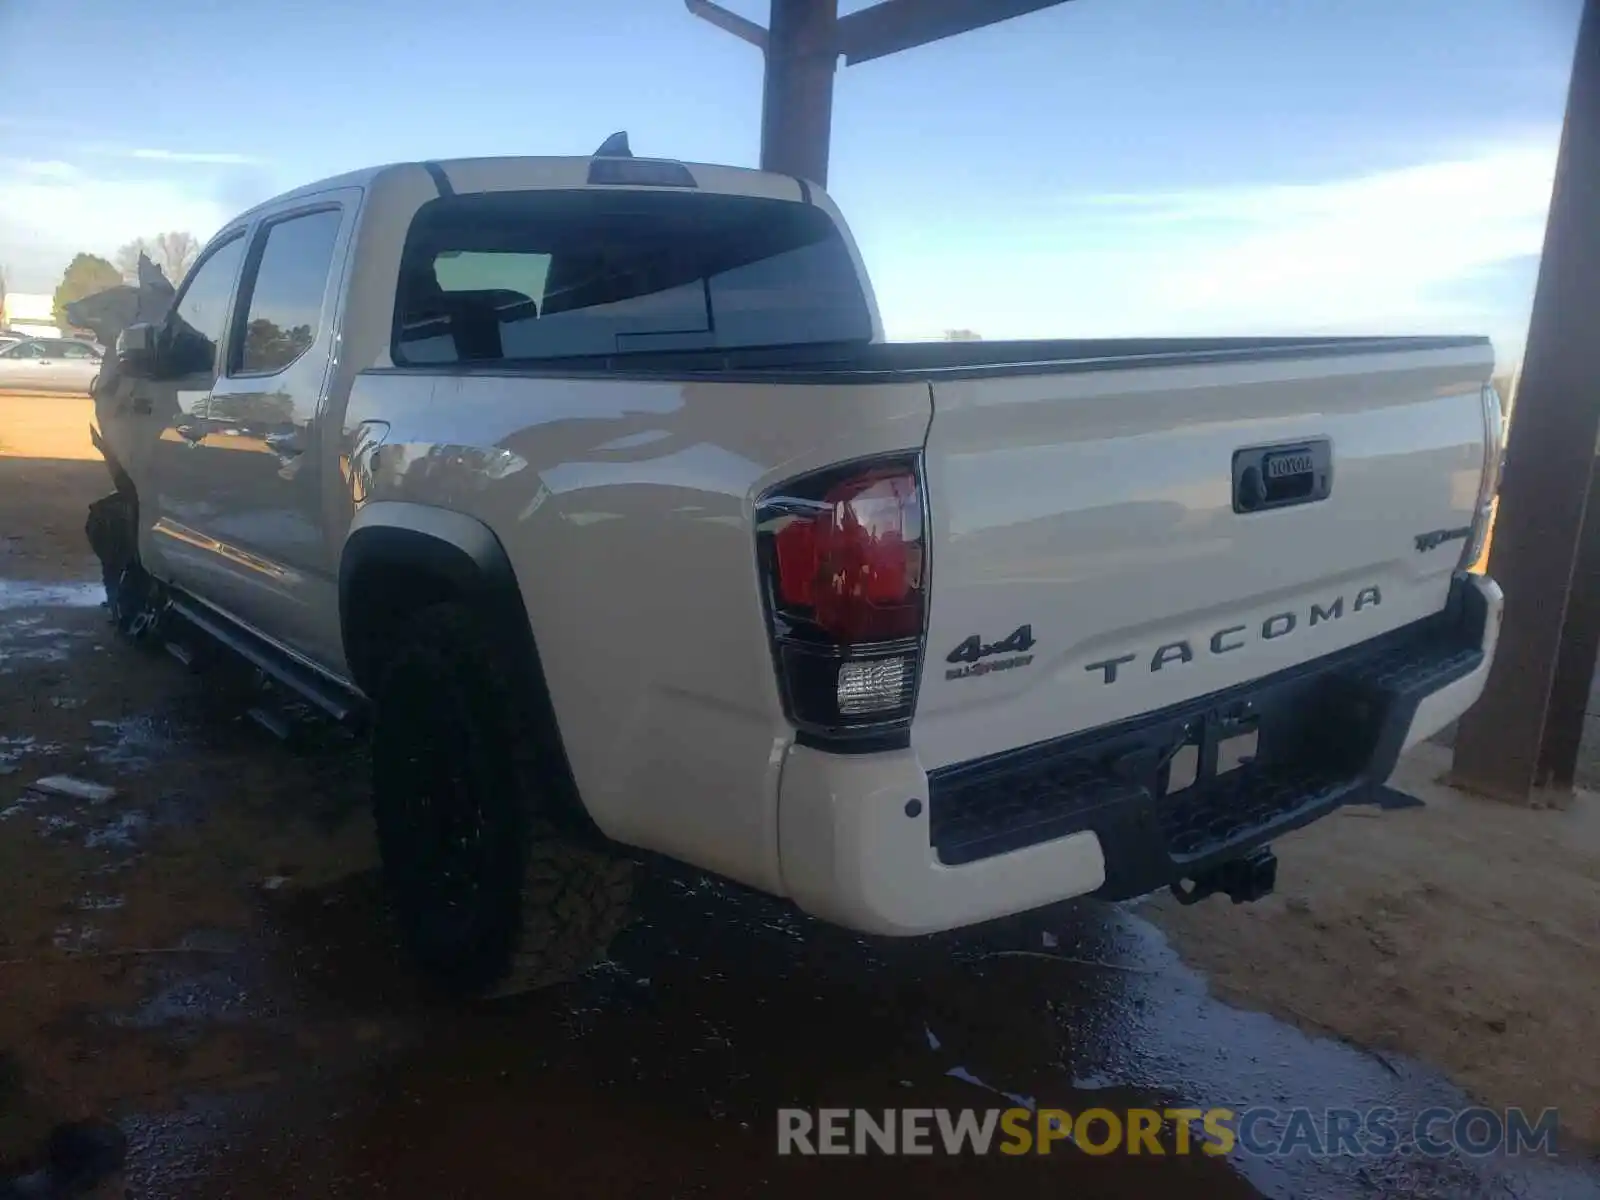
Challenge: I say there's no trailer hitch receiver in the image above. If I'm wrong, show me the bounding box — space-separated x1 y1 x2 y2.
1170 846 1278 906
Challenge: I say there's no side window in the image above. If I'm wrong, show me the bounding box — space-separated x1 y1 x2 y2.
166 235 246 380
61 342 97 359
8 343 42 359
235 208 343 375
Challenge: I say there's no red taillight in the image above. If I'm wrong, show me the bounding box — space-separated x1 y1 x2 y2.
758 457 928 747
771 468 924 642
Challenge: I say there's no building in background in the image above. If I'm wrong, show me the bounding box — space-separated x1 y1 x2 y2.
1 292 61 338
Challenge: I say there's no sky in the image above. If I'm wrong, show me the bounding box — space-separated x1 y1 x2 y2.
0 0 1584 366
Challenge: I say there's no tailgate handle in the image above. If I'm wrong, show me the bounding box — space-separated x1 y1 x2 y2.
1233 439 1332 514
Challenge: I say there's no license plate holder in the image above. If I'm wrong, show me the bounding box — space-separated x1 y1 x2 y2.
1162 708 1261 795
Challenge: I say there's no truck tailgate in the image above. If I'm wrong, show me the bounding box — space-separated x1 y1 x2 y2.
914 342 1495 771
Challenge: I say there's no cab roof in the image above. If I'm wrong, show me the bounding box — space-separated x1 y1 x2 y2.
230 153 812 229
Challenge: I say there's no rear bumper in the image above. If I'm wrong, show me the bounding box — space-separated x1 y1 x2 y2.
776 573 1502 935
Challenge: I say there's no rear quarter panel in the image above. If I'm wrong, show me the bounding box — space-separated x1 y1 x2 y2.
343 370 931 894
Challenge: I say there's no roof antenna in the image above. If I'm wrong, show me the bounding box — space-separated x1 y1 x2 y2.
593 131 632 158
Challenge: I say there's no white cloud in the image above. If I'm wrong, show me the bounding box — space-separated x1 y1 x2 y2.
121 147 263 166
874 133 1560 361
60 142 265 167
1 159 82 181
0 167 230 290
0 136 269 290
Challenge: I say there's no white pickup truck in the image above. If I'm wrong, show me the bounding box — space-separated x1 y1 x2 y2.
88 139 1504 996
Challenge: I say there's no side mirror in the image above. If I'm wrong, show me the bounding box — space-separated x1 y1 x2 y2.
116 323 158 378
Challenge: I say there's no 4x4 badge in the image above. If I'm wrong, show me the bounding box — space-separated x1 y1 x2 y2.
945 624 1037 681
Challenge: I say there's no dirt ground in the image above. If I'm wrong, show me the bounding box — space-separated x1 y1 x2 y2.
0 398 382 1175
1148 745 1600 1142
1 392 1597 1197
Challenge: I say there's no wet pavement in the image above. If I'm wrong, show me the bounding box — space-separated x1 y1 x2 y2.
0 579 106 612
206 872 1595 1200
2 578 1598 1199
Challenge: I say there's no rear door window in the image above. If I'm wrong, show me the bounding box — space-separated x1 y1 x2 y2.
394 189 872 365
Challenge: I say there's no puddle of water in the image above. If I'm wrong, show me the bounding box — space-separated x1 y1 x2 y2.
227 870 1599 1200
960 908 1600 1200
0 583 105 672
0 742 34 782
88 716 180 772
115 975 255 1030
0 736 65 775
0 580 105 611
84 810 149 850
37 814 82 838
0 627 95 671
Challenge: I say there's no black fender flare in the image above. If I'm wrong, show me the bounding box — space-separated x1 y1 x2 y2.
339 502 592 832
339 502 525 687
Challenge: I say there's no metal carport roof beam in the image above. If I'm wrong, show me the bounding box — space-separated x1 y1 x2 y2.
686 0 1077 185
835 0 1078 64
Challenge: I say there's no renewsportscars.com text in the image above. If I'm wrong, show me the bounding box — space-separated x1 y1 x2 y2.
777 1106 1560 1158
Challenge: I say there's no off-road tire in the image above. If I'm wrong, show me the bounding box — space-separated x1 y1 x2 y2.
370 602 633 996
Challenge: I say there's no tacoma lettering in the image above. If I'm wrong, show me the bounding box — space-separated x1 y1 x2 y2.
1084 587 1383 685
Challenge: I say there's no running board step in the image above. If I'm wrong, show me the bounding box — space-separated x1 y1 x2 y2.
166 596 363 725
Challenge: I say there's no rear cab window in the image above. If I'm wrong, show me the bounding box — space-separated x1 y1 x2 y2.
392 188 873 365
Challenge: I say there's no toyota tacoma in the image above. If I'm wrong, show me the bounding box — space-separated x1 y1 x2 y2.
85 138 1505 995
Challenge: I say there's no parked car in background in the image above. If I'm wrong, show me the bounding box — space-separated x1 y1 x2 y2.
0 337 102 394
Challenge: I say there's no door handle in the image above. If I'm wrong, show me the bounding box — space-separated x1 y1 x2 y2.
175 423 205 444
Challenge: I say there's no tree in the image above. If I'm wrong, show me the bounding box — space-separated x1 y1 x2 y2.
942 329 983 341
52 253 122 330
115 231 199 287
241 318 313 374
